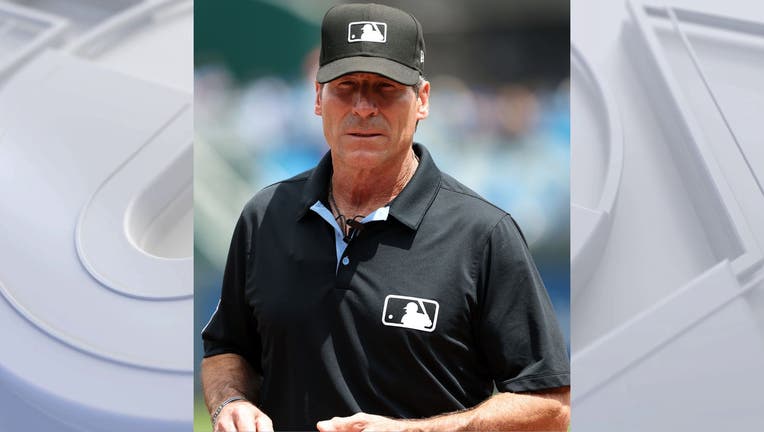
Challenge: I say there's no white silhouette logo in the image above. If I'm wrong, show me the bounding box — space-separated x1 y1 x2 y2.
348 21 387 43
381 295 439 332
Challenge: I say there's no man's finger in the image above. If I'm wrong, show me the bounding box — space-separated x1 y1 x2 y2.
317 415 366 432
232 409 256 432
256 414 274 432
316 418 333 432
317 416 343 432
215 416 236 432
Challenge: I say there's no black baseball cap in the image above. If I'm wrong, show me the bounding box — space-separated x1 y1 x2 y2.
316 3 425 85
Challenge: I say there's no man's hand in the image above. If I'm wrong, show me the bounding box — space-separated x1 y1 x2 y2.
316 412 413 432
214 400 273 432
315 387 569 432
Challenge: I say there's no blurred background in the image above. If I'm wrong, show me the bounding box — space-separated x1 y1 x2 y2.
194 0 569 429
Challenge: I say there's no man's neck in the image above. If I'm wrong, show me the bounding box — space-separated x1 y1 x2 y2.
330 148 419 218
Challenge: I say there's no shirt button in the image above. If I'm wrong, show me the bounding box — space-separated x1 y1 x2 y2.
342 256 350 266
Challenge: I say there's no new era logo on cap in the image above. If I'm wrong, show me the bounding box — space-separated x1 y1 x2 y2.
348 21 387 43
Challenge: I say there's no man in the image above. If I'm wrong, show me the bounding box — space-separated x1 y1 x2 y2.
202 3 570 431
400 302 432 330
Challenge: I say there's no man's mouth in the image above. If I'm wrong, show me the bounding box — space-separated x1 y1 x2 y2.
349 133 381 137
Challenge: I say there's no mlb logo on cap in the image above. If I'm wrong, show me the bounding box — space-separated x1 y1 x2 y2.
348 21 387 43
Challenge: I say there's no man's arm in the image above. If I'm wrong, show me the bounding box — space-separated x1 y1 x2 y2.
202 353 273 432
316 386 570 432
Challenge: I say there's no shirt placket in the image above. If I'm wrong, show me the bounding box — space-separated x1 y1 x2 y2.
309 201 389 289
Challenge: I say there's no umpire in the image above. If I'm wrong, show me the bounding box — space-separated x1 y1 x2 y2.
202 3 570 431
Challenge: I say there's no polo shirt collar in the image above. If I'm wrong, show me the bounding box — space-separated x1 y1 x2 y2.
297 143 442 231
297 150 333 219
389 143 442 230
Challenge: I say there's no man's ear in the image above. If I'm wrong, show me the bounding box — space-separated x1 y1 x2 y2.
416 80 430 120
314 82 322 116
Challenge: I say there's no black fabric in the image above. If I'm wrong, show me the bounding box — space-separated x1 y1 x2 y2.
202 143 569 431
317 3 425 84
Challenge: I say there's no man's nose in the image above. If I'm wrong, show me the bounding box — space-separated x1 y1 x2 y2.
352 87 378 118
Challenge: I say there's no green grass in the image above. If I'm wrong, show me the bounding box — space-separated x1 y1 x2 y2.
194 397 212 432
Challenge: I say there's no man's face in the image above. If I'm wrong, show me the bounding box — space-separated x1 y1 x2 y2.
315 72 429 170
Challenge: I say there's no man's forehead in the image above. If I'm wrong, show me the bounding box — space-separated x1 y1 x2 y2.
329 72 403 84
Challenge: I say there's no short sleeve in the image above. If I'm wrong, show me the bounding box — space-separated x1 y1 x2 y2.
475 215 569 393
201 210 262 373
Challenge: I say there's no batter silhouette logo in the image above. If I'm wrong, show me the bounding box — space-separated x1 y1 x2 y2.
381 295 439 332
348 21 387 43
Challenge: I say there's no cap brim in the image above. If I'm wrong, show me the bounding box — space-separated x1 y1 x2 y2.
316 56 420 85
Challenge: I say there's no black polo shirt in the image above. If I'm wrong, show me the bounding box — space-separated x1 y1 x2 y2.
203 143 569 431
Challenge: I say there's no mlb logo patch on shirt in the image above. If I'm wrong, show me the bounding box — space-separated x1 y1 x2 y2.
381 295 439 332
348 21 387 43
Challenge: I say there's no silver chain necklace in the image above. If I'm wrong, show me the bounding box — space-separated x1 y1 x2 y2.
328 151 419 240
328 182 365 240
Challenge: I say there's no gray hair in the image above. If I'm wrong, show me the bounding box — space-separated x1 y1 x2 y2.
412 75 426 95
412 76 427 131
